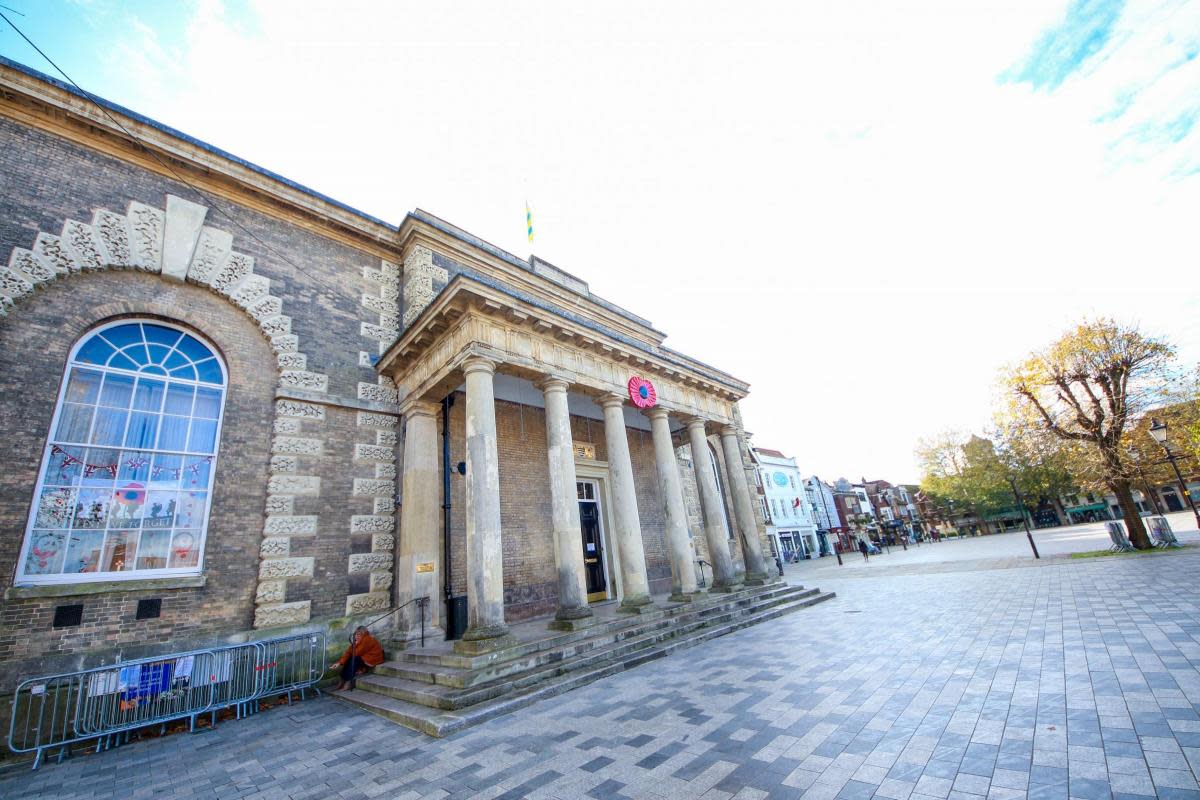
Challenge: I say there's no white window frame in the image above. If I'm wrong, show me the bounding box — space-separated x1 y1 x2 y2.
14 319 228 586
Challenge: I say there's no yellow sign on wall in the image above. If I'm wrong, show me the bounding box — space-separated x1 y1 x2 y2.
573 441 596 460
415 562 435 573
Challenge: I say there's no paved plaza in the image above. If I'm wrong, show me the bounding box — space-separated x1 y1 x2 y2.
5 535 1200 800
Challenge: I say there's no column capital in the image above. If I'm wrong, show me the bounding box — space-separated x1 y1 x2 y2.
536 375 571 394
683 416 708 433
399 399 439 419
643 406 671 422
461 355 498 377
719 424 739 437
597 392 626 410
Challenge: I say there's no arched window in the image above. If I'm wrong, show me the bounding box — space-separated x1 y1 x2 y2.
17 320 226 584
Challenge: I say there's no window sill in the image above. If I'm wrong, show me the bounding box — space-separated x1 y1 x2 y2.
5 574 206 600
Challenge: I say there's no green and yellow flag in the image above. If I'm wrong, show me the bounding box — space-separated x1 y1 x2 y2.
525 202 534 244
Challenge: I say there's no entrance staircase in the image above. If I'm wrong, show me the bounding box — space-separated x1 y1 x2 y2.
331 581 835 737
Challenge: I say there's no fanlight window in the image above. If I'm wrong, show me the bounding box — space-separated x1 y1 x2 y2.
17 321 226 584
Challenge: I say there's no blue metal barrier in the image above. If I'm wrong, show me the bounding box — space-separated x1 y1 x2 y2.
7 631 326 769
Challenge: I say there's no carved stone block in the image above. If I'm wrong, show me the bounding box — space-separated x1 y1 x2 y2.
356 411 395 429
267 475 320 495
373 497 394 515
277 352 307 370
377 430 398 447
372 533 395 552
369 571 393 593
348 553 391 573
350 515 395 534
265 495 294 515
262 315 292 337
185 226 233 285
62 220 105 271
92 210 133 267
273 436 323 456
9 249 55 285
375 462 396 480
254 601 310 628
264 515 318 535
34 232 80 274
255 580 286 604
269 454 297 473
354 443 392 462
357 382 398 404
280 370 329 393
270 333 299 354
258 556 314 579
126 202 165 271
352 478 393 497
260 537 290 557
344 592 389 615
276 400 325 420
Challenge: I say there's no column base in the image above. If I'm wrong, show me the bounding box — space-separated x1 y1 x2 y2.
617 593 654 614
668 591 703 603
743 571 770 586
453 624 518 655
548 606 594 631
708 579 743 593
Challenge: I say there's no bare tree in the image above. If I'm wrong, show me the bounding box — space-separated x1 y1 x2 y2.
1000 318 1175 549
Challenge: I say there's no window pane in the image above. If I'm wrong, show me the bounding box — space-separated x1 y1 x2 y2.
99 373 135 408
193 388 222 419
102 531 137 572
182 457 212 489
125 411 159 449
144 490 178 528
34 487 77 528
25 531 68 575
194 358 223 385
157 415 188 451
108 483 146 528
164 350 189 371
146 344 172 365
135 530 170 570
43 445 85 486
188 419 217 454
65 369 102 404
176 491 207 528
149 454 182 489
141 365 168 376
80 448 120 486
73 488 111 529
164 384 194 416
123 343 150 367
168 531 200 568
90 408 128 446
142 324 183 348
117 451 151 483
132 379 165 412
174 334 213 364
168 365 197 381
64 530 105 574
101 324 142 348
108 351 140 372
75 337 115 366
55 403 94 443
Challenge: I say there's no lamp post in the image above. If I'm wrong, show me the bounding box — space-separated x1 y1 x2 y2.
1149 418 1200 529
1006 475 1040 559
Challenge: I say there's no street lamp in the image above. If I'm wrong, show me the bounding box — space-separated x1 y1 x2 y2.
1149 418 1200 529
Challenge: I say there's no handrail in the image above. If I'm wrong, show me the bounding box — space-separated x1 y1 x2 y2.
359 596 429 649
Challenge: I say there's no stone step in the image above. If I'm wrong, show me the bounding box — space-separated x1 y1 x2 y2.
358 586 824 710
376 585 817 689
332 587 836 736
388 582 805 673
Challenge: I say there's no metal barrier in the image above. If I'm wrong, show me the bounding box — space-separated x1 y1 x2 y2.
1105 521 1134 552
1149 515 1182 548
8 631 325 770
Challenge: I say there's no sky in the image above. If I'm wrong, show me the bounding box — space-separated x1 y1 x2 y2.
2 0 1197 484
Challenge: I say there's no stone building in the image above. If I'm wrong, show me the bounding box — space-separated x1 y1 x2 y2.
0 56 773 715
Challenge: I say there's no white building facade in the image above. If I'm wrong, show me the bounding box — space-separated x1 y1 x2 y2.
754 448 820 561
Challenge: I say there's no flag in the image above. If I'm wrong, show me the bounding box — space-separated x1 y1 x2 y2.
525 202 534 244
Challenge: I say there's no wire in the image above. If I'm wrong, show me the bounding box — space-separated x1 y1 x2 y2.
0 9 378 303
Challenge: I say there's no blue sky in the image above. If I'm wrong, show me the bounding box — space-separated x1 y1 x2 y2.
2 0 1198 482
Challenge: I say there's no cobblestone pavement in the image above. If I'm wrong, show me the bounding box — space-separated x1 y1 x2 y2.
5 549 1200 800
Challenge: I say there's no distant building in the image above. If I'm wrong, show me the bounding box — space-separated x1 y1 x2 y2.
803 476 843 553
754 448 820 561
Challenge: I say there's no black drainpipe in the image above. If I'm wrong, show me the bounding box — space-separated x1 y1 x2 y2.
441 394 455 639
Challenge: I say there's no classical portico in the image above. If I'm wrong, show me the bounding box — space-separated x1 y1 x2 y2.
377 262 766 651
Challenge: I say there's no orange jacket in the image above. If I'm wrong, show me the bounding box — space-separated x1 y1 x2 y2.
336 632 385 668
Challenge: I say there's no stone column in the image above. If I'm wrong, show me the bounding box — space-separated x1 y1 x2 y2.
397 400 442 638
720 425 770 585
598 394 653 612
539 377 593 630
686 418 740 591
457 356 515 653
646 408 699 601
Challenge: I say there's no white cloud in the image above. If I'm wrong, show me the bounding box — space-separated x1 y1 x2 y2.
46 0 1200 483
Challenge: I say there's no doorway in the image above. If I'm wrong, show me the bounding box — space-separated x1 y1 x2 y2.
577 480 610 602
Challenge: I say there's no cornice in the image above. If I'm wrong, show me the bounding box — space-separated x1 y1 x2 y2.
378 274 749 400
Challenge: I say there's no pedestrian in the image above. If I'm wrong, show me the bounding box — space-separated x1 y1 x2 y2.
858 539 869 561
331 625 385 691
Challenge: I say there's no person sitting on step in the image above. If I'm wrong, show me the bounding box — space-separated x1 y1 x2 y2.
331 626 385 691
